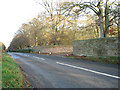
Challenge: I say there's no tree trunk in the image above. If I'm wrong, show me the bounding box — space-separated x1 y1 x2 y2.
118 3 120 39
98 0 104 38
35 37 38 46
99 15 104 38
104 0 109 37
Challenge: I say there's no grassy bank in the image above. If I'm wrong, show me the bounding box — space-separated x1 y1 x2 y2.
66 55 119 65
2 53 31 88
0 63 1 89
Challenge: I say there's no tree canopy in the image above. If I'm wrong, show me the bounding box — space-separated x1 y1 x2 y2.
8 0 119 51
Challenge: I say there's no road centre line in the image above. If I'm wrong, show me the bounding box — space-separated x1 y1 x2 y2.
56 62 120 79
23 54 28 56
33 56 45 60
39 58 45 60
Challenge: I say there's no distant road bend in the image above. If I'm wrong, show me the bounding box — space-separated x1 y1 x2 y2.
9 52 119 88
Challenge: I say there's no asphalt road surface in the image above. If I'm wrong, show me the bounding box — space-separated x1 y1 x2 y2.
8 52 119 88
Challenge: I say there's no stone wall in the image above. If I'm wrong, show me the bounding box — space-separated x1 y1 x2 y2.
28 45 73 53
73 37 119 57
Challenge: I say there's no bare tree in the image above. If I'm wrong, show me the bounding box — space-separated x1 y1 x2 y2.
60 0 119 38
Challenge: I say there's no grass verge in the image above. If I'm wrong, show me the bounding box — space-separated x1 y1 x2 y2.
66 55 119 65
2 53 32 88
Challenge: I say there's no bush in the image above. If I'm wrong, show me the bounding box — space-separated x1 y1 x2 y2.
10 49 33 53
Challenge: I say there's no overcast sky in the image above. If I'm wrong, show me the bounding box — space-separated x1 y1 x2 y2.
0 0 44 48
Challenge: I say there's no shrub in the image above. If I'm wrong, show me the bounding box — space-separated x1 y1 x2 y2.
10 49 33 53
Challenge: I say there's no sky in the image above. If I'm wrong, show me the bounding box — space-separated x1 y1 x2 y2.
0 0 45 48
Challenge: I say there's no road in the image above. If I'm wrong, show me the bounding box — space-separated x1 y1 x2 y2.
8 52 119 88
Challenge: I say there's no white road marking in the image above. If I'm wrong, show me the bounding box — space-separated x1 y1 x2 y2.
33 56 36 58
39 58 45 60
25 54 29 56
33 56 45 60
56 62 120 79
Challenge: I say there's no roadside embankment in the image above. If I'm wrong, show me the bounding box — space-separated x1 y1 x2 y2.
0 42 2 89
2 53 32 88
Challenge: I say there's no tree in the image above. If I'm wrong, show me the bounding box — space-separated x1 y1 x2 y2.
36 0 66 45
60 0 119 38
